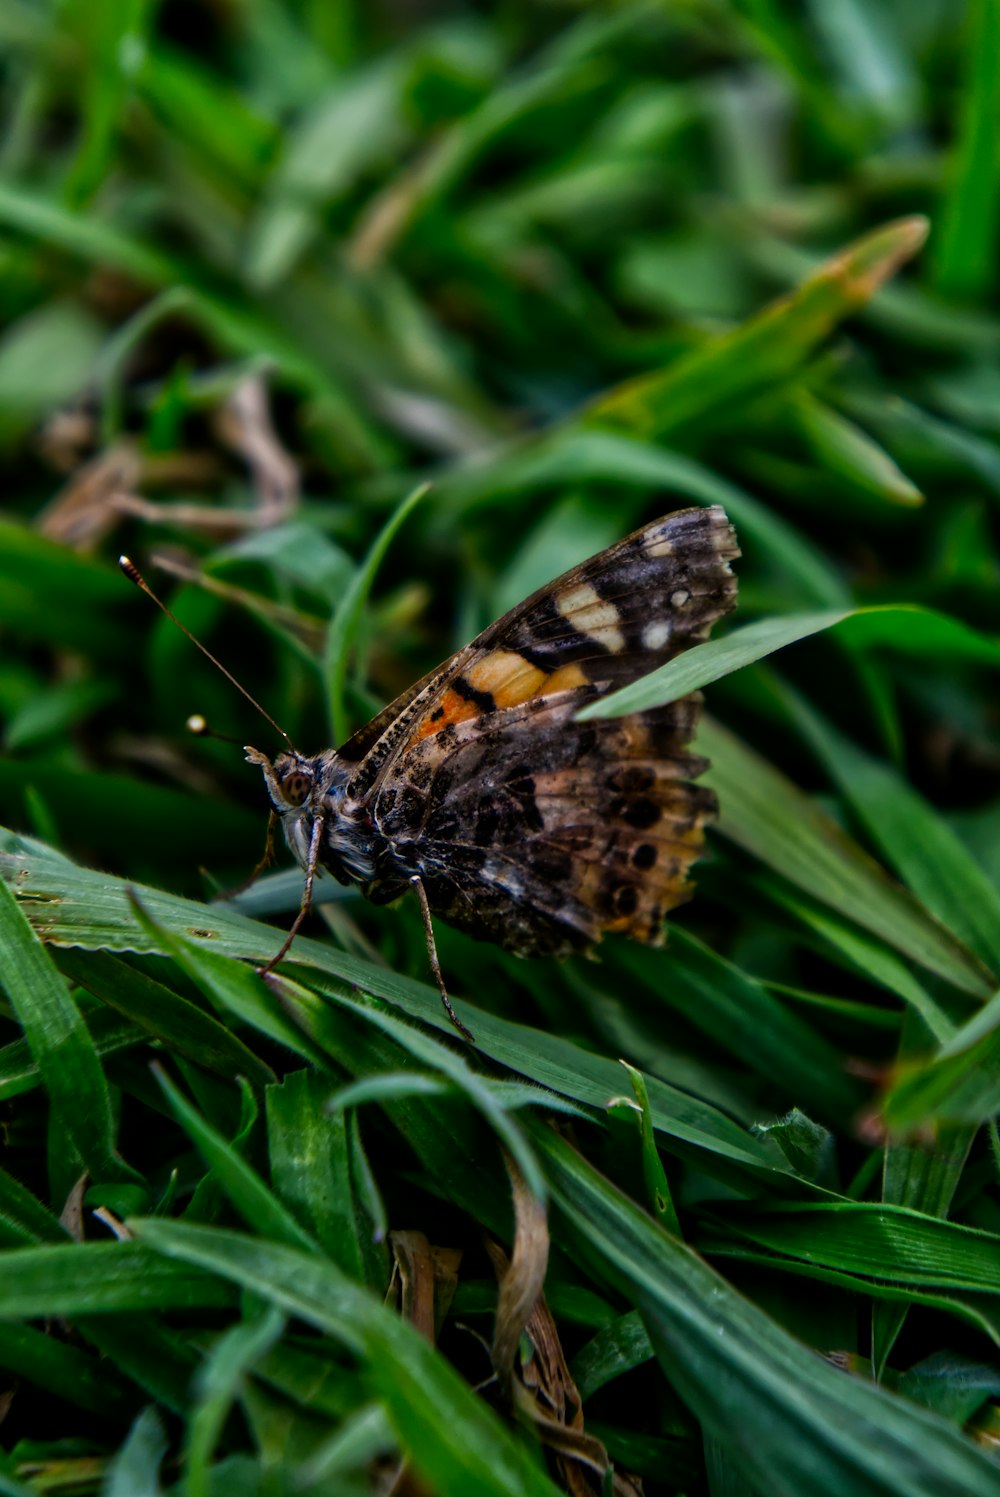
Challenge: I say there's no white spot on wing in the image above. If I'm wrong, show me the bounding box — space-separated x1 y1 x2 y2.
645 531 674 557
671 589 690 607
642 619 672 650
556 581 625 653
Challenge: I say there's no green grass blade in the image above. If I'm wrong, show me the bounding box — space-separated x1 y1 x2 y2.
295 1402 396 1489
266 1069 387 1285
0 873 138 1185
78 1317 198 1417
246 57 407 288
535 1125 1000 1497
0 1167 67 1247
124 890 324 1066
578 610 849 719
0 1242 235 1316
874 1118 977 1375
309 989 547 1202
0 520 132 656
324 481 429 742
0 1470 39 1496
325 1072 451 1109
570 1310 654 1401
698 718 993 998
689 1246 1000 1345
0 1323 136 1421
701 1201 1000 1293
884 990 1000 1129
0 849 789 1180
780 684 1000 975
101 1406 168 1497
95 285 195 444
582 604 1000 720
153 1067 321 1254
0 1005 141 1104
619 1062 680 1234
436 431 851 606
752 876 955 1042
586 217 928 438
620 930 866 1120
185 1307 286 1497
0 180 175 284
930 0 1000 299
132 1219 564 1497
791 390 923 506
283 969 790 1185
57 949 276 1089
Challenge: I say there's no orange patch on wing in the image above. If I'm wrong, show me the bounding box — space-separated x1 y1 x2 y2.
412 654 594 745
410 688 480 742
465 651 591 707
545 662 588 694
466 650 546 707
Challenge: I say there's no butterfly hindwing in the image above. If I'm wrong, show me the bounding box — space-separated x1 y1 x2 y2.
373 693 717 956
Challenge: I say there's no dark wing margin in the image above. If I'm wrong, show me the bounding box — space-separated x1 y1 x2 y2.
479 502 738 686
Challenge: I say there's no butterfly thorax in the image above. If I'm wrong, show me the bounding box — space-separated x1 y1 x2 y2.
247 746 380 885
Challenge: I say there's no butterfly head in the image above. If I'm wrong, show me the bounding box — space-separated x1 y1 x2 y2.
245 744 375 882
245 746 321 812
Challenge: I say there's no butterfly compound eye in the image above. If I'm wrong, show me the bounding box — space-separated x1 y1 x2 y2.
280 770 312 807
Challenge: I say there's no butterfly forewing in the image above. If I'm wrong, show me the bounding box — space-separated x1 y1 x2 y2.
343 506 737 786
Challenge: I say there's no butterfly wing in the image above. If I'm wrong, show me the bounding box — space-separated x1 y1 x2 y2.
342 505 737 782
376 691 717 956
346 504 738 954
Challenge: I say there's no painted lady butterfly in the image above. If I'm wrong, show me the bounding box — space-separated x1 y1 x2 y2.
247 505 739 1038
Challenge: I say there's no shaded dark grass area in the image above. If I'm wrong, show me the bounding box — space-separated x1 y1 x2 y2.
1 1 1000 1492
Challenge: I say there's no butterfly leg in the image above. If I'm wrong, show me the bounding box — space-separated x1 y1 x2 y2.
219 809 278 901
410 875 475 1044
258 812 324 976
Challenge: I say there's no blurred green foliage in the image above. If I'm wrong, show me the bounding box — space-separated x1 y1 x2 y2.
1 0 1000 1493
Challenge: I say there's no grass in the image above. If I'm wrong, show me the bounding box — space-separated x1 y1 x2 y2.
1 1 1000 1492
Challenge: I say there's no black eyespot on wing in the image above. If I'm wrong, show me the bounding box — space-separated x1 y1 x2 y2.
632 843 657 869
614 885 639 916
607 765 657 794
623 798 661 830
609 794 661 829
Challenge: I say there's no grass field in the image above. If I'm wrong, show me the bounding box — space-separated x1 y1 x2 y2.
2 2 1000 1493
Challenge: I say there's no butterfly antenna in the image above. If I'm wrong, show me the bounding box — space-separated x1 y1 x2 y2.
120 556 299 756
186 714 244 746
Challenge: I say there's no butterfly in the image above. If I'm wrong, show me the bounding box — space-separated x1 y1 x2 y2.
245 504 739 1039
